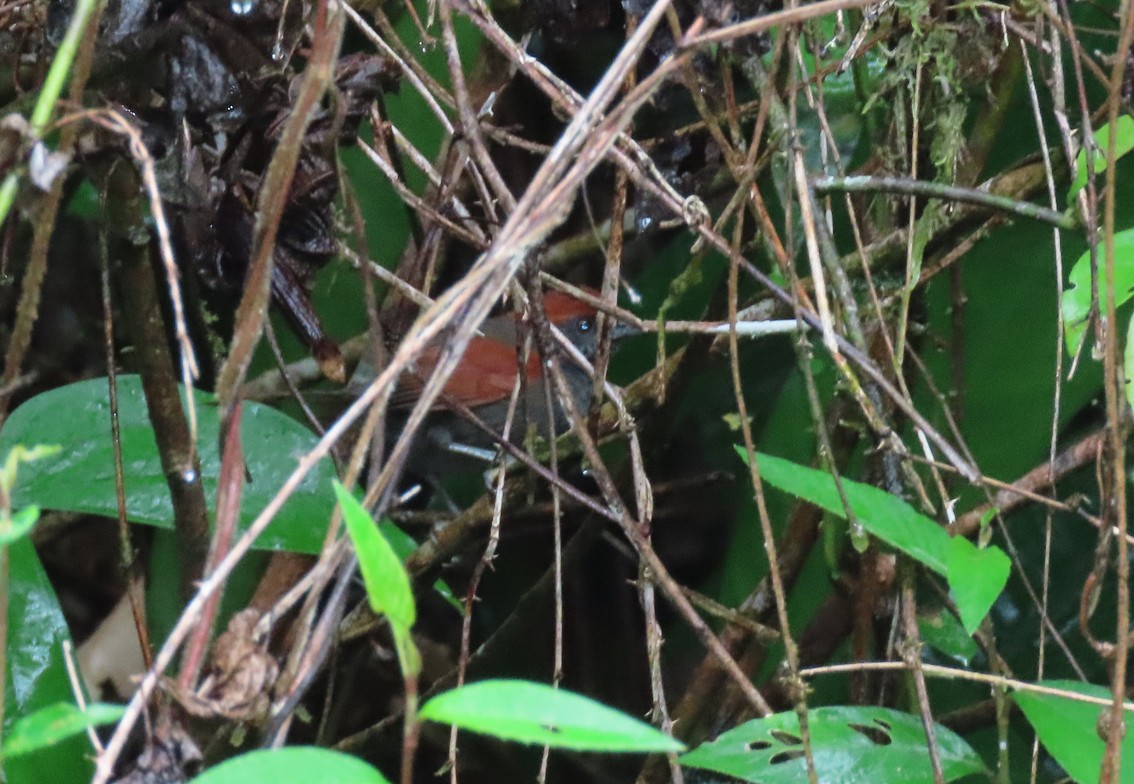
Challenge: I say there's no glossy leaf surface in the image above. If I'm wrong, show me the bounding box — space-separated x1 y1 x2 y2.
0 377 336 553
680 706 985 783
3 539 90 783
420 680 684 752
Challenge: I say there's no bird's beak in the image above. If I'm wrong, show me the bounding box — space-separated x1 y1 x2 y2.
609 319 642 342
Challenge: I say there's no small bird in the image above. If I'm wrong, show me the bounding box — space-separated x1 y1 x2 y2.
353 288 632 485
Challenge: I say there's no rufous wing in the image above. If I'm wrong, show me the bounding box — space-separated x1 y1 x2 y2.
390 336 543 410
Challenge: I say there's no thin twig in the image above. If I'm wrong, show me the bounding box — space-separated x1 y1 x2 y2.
813 175 1077 230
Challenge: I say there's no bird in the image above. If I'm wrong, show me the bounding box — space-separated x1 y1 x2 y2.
349 288 633 487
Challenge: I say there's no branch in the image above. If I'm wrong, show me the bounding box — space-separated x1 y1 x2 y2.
813 175 1077 231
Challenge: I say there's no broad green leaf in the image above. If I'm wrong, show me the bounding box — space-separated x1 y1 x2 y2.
334 482 415 633
419 680 684 752
3 538 91 784
1061 228 1134 355
1069 116 1134 198
741 450 1010 636
0 446 61 497
189 748 391 784
740 449 950 572
1014 681 1134 784
946 536 1010 634
679 706 985 783
918 609 979 667
2 702 123 758
0 377 337 554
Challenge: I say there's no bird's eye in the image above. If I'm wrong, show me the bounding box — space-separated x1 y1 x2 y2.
577 317 593 332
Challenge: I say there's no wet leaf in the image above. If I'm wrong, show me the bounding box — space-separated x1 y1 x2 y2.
3 539 91 783
680 706 985 783
0 377 336 554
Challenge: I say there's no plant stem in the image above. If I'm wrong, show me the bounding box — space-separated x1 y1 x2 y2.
0 0 101 226
106 164 210 601
813 175 1078 230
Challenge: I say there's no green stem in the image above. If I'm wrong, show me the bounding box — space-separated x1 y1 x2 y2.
813 175 1078 230
0 0 101 226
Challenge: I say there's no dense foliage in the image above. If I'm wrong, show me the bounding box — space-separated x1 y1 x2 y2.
1 0 1132 782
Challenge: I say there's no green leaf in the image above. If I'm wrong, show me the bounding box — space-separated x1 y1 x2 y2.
334 482 415 633
2 702 123 759
3 538 92 784
419 680 685 752
0 377 337 554
188 748 392 784
918 609 979 667
1061 228 1134 355
1014 681 1134 784
0 446 61 498
946 536 1010 634
739 449 951 572
334 482 421 678
679 706 985 783
740 450 1010 639
1068 116 1134 199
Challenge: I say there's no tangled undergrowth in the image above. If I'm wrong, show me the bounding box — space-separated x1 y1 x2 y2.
0 0 1132 782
